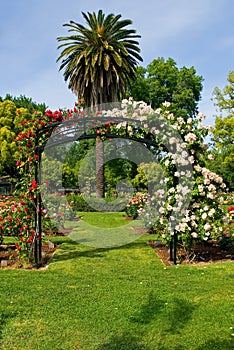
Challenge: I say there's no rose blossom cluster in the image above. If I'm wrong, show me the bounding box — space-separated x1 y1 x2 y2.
106 98 227 248
9 98 228 253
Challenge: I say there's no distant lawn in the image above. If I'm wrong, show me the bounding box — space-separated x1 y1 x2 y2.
0 214 234 349
76 211 129 227
68 212 143 248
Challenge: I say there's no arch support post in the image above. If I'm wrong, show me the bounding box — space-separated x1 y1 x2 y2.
34 131 42 268
169 231 177 265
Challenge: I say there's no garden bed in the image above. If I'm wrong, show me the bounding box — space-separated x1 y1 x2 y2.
0 227 74 269
0 240 57 269
148 240 234 265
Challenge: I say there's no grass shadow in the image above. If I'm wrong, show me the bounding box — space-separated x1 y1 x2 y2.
196 338 234 350
95 332 152 350
0 311 17 341
50 240 149 264
130 292 196 335
129 291 165 324
164 297 196 334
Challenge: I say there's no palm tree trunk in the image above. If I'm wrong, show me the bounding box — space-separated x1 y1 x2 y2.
96 136 104 198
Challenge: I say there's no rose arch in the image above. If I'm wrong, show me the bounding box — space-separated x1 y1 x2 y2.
14 100 226 267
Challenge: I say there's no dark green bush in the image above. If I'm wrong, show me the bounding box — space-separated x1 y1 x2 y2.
66 193 126 212
66 194 96 212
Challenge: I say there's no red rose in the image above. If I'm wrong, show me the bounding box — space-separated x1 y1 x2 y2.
15 243 21 251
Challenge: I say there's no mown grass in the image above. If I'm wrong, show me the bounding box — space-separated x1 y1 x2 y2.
67 212 142 248
76 211 129 227
0 214 234 349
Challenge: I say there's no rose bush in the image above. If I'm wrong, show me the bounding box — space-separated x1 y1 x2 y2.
92 98 228 251
0 97 230 257
3 106 83 252
125 192 147 219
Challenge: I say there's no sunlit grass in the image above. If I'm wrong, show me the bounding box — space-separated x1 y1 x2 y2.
0 216 234 349
76 211 129 227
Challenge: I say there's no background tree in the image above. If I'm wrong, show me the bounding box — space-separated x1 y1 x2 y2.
207 71 234 189
132 162 163 193
0 100 26 178
126 66 150 103
0 94 47 114
57 10 142 197
0 97 46 180
128 57 203 119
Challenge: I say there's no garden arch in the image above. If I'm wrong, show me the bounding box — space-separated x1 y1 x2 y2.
34 116 180 266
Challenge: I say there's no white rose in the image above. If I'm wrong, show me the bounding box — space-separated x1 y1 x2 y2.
198 185 204 192
191 232 198 238
204 178 210 185
197 112 205 120
204 223 211 231
208 154 214 161
208 209 215 217
162 101 170 107
202 213 207 220
159 207 164 214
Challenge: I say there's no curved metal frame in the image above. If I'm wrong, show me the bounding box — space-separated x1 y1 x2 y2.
34 116 178 266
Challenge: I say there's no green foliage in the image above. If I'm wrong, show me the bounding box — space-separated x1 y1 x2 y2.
128 57 203 118
0 98 46 178
0 94 47 113
57 10 142 107
66 193 96 212
213 71 234 115
209 71 234 189
213 115 234 147
66 193 127 213
132 162 163 191
104 158 137 192
0 101 18 176
126 66 150 102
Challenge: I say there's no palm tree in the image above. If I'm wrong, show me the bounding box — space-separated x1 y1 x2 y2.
57 9 142 197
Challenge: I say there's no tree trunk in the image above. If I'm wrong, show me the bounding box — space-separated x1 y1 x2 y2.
96 136 104 198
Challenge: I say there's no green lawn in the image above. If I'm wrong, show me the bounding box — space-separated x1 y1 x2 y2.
76 211 129 227
0 214 234 349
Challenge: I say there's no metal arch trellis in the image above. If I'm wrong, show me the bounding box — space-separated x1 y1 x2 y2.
33 116 178 267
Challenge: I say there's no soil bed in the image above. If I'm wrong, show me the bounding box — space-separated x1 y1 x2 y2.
1 225 234 268
0 227 73 269
0 241 57 269
148 240 234 266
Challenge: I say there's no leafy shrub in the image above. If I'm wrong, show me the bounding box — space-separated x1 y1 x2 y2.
125 192 147 219
66 194 96 212
66 193 126 213
218 204 234 250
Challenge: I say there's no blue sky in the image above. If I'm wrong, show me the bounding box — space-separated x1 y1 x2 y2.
0 0 233 126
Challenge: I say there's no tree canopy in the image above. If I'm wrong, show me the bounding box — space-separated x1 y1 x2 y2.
207 71 234 189
0 94 47 114
128 57 203 119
